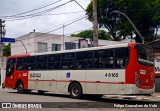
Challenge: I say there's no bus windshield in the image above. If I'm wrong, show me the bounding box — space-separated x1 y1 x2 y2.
136 44 154 67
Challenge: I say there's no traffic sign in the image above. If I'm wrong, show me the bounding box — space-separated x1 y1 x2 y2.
0 38 15 43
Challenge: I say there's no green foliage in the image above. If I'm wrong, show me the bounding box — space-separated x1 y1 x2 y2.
3 44 11 56
86 0 160 43
71 30 112 40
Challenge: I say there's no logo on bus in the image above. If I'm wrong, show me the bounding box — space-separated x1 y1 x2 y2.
30 73 41 78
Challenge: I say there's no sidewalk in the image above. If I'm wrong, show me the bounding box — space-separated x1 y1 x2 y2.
103 92 160 102
151 92 160 101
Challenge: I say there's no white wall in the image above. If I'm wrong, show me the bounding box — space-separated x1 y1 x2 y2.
11 33 35 55
33 33 81 52
11 32 122 55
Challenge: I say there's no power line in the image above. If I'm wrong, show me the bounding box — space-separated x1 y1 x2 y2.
5 0 74 21
40 15 86 33
29 15 87 39
12 15 87 48
14 15 87 42
73 0 86 11
5 0 73 21
0 0 62 18
38 11 85 16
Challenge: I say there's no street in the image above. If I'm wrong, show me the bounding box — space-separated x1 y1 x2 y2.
0 88 160 111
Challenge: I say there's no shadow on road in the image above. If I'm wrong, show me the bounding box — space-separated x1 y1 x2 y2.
7 90 160 104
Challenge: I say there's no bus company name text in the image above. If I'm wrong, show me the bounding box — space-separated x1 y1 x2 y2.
105 73 118 77
30 73 41 78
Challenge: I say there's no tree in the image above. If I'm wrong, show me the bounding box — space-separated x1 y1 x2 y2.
86 0 160 43
3 44 11 56
71 30 112 40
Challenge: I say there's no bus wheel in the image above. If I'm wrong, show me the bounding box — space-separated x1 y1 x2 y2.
69 83 82 99
38 90 45 95
17 81 24 94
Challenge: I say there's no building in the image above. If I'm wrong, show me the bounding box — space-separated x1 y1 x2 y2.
11 32 122 55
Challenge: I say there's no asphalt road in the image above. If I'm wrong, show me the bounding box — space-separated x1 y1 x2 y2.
0 88 160 111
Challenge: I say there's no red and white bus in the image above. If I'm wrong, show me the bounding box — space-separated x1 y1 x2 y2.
4 43 155 98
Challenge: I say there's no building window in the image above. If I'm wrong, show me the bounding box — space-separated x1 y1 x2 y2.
37 42 48 53
65 42 76 50
52 44 61 51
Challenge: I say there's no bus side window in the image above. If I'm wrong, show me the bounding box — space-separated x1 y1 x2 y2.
61 53 75 70
26 56 36 70
48 54 60 69
37 55 47 70
94 49 113 69
16 57 26 70
115 48 129 68
76 51 93 69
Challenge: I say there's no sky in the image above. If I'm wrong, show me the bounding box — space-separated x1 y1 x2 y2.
0 0 92 38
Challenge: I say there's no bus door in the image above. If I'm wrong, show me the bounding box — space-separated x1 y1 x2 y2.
135 44 155 89
15 57 30 90
5 58 16 88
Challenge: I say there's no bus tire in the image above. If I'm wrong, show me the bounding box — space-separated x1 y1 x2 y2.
17 81 24 94
69 82 82 99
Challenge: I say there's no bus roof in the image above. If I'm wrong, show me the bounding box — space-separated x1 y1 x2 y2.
7 54 30 58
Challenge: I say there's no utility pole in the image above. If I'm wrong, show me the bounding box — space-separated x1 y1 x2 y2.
0 19 5 65
92 0 98 47
0 19 5 86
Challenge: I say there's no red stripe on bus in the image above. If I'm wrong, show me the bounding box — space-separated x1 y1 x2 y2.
29 80 71 82
28 79 125 84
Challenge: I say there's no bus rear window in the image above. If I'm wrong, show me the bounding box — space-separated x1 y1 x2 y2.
137 44 154 67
